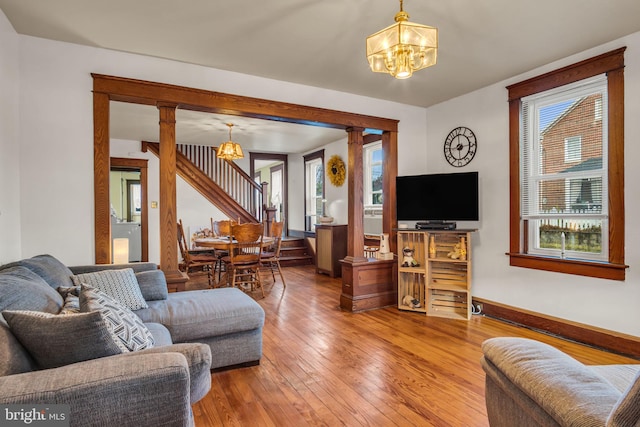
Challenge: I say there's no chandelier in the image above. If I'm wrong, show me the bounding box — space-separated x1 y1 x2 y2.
216 123 244 160
366 0 438 79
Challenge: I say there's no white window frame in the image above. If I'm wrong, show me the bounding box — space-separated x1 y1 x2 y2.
522 75 608 262
304 156 323 231
363 141 383 208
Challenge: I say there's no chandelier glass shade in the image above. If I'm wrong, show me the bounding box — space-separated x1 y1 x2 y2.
216 123 244 160
366 0 437 79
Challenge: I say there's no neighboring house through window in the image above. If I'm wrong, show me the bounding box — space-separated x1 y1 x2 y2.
507 48 626 280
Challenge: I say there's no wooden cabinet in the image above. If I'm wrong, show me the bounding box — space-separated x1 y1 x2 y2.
397 229 474 320
316 224 347 277
340 258 397 312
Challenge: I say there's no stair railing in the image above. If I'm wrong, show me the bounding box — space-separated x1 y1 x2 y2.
176 144 266 222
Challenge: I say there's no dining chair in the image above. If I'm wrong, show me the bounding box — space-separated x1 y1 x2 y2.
211 218 237 281
177 219 216 288
213 219 236 237
261 220 286 289
223 222 265 298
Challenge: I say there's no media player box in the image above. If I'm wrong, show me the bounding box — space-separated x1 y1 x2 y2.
415 222 457 230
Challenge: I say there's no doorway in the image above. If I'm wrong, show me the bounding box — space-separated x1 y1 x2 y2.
110 157 148 262
250 153 288 234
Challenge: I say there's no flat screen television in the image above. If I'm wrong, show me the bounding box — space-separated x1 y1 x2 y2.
396 172 479 224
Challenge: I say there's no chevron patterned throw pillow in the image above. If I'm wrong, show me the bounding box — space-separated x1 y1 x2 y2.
80 284 154 352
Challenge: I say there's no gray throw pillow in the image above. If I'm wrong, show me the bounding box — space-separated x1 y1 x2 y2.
0 266 63 314
2 310 125 369
72 268 148 310
80 285 154 352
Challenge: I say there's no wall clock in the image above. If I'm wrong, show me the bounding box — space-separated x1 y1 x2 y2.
327 155 346 187
444 126 477 167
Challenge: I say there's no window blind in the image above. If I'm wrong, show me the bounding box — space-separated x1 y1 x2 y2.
520 75 608 259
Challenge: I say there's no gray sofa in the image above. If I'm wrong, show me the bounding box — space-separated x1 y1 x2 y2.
481 337 640 427
0 254 265 427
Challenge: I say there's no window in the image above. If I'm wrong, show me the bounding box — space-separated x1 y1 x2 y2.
507 47 626 280
564 136 582 163
594 98 603 121
304 150 324 232
364 141 383 206
522 77 606 262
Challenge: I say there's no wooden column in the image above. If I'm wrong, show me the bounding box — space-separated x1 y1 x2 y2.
382 130 398 253
344 127 367 263
93 92 111 264
157 103 187 291
340 129 398 312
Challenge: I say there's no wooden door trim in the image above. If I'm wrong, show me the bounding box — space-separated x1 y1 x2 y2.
111 157 149 262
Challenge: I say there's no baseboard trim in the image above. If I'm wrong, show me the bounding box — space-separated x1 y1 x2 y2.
473 297 640 359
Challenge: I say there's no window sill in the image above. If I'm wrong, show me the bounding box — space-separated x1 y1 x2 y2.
507 252 627 281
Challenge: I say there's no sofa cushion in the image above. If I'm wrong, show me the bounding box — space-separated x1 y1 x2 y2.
80 285 154 352
2 310 125 369
607 370 640 427
135 288 265 343
135 269 169 301
0 266 63 314
145 322 173 347
72 268 148 310
1 254 75 289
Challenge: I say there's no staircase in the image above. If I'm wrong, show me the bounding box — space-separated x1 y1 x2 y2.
280 237 314 267
143 141 264 223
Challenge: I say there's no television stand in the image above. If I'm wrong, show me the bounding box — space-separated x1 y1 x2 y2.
415 221 456 230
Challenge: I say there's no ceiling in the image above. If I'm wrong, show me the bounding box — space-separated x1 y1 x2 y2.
2 0 640 153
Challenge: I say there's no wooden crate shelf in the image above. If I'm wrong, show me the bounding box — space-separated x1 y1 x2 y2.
427 288 469 320
397 229 475 320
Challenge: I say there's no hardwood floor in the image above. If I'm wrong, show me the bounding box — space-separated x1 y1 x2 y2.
190 265 638 426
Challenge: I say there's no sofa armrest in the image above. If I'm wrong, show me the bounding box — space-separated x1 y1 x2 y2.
123 343 212 403
0 352 193 427
481 337 620 427
68 262 158 275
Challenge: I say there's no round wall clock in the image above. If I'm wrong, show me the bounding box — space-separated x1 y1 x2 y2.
444 126 477 167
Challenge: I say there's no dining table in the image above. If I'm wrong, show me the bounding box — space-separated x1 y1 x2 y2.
194 236 275 287
194 236 274 250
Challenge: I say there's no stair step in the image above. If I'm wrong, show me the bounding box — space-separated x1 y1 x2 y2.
267 237 313 267
279 254 314 267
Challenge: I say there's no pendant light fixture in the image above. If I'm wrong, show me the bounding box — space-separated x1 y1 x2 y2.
216 123 244 160
366 0 438 79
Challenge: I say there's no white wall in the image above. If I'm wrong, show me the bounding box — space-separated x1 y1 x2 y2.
321 138 349 225
0 11 20 264
13 33 426 266
425 33 640 337
288 137 349 232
